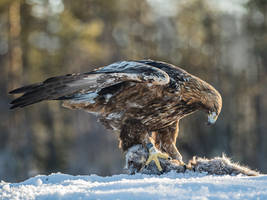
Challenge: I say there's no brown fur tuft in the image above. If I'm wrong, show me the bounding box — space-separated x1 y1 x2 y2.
126 145 259 176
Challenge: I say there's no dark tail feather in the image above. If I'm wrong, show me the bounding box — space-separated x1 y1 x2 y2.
9 75 77 109
9 84 51 109
10 99 43 109
8 73 90 109
10 87 46 109
9 83 42 94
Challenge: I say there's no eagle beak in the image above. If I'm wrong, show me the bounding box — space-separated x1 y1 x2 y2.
207 112 217 126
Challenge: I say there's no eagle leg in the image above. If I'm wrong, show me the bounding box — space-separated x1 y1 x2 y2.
145 142 171 172
119 119 171 172
153 121 185 166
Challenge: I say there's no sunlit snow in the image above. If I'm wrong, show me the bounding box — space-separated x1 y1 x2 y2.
1 172 267 200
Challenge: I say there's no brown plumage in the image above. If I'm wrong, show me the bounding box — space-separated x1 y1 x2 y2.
9 60 222 165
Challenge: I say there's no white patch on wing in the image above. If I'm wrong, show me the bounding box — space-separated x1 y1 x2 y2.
106 112 123 120
67 74 101 87
142 72 169 85
85 93 98 103
99 61 139 71
127 102 143 108
97 61 170 85
71 92 98 104
66 61 170 96
104 94 113 102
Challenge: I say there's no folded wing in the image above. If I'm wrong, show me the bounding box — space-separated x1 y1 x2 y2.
9 61 170 109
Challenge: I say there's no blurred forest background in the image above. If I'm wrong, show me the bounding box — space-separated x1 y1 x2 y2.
0 0 266 182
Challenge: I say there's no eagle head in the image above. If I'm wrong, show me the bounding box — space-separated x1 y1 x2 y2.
200 85 222 125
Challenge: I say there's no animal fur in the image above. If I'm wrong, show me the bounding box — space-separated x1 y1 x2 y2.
9 60 222 165
125 145 259 176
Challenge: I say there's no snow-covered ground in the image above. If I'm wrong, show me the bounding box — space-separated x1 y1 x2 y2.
1 172 267 200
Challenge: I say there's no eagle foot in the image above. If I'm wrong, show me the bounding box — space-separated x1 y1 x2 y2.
145 143 171 172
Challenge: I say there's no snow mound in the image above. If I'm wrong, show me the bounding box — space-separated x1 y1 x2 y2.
1 172 267 200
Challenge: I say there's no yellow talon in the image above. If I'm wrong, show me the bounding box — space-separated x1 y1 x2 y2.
145 145 170 172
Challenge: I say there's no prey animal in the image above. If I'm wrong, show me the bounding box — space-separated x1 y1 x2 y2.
10 60 222 172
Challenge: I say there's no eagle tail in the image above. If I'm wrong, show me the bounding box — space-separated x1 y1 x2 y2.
9 74 80 109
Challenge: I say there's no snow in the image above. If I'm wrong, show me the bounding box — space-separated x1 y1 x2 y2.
1 172 267 200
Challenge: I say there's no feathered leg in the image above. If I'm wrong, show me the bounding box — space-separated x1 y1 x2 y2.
153 120 184 165
119 119 150 151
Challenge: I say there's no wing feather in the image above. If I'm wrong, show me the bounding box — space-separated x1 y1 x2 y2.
9 61 170 109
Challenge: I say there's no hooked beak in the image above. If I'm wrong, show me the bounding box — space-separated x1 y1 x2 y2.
207 112 218 126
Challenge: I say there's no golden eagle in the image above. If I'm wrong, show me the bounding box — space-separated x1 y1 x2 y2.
10 60 222 172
